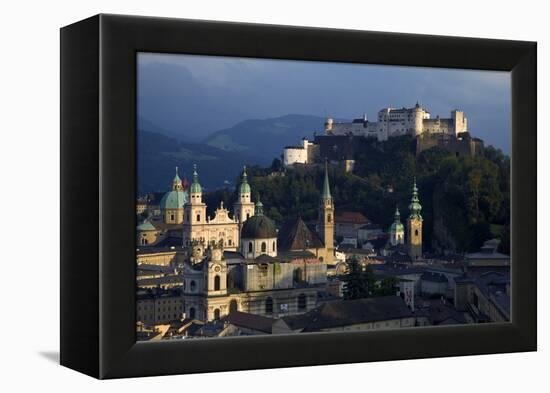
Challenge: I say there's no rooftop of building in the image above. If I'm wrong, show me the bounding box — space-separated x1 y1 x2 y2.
334 211 370 224
137 275 184 287
223 311 282 334
283 296 413 332
278 216 324 251
420 271 449 283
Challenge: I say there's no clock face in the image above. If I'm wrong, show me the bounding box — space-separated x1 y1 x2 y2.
214 265 221 272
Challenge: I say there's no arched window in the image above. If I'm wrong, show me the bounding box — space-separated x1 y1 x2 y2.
229 299 238 314
196 214 201 222
248 242 253 253
272 242 276 252
298 293 307 310
214 309 220 320
190 280 196 292
415 229 419 236
261 242 267 253
327 213 332 223
265 297 273 314
214 275 220 291
189 307 196 319
246 213 250 220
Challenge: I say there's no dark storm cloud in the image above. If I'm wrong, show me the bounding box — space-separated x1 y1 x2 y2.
138 53 510 152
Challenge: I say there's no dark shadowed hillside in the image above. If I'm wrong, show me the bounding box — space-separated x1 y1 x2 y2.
137 129 268 193
203 114 328 159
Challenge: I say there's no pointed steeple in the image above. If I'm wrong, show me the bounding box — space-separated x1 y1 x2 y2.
172 166 182 190
409 177 422 219
321 159 332 202
255 196 264 216
189 164 202 194
239 165 251 194
394 205 401 222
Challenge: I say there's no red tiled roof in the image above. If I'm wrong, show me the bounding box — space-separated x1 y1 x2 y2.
335 211 369 224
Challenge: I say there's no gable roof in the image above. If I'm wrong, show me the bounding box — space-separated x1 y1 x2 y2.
224 311 285 334
284 296 413 332
335 211 369 224
278 217 324 251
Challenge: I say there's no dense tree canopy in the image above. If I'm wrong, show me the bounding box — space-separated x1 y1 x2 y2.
204 136 510 254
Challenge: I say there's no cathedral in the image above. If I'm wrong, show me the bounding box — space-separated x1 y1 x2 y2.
178 163 335 322
137 162 337 322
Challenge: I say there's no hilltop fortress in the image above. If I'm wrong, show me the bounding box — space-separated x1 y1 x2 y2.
325 102 467 141
283 103 483 168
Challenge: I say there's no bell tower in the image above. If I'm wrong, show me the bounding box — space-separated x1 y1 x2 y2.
318 159 335 264
183 164 207 246
233 166 255 229
206 241 227 296
407 178 423 259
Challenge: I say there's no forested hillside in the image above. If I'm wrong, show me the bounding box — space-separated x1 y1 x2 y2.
204 136 510 254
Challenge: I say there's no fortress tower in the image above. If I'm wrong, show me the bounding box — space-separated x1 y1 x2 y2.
412 101 424 137
407 178 423 259
318 160 335 264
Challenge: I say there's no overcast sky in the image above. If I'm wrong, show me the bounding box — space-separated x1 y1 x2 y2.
138 52 511 153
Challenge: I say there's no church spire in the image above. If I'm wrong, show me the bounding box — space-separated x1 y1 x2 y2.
409 177 422 219
394 205 401 222
189 164 202 194
321 159 332 202
239 165 251 195
255 196 264 216
172 166 182 190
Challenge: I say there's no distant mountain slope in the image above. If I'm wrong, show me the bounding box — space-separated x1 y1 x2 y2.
203 114 327 159
138 116 202 143
137 129 268 193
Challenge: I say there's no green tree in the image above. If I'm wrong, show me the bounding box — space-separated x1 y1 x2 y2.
342 258 375 300
374 276 398 296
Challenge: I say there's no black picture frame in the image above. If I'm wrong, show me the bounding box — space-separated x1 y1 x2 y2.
60 14 536 379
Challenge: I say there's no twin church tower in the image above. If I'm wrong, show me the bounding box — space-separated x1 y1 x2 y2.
389 179 423 259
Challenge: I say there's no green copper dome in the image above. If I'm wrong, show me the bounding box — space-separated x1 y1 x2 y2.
160 189 188 209
137 220 157 232
241 198 277 239
189 164 202 194
239 166 251 194
241 214 277 239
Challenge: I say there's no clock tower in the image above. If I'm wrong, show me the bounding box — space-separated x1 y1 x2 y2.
407 178 423 260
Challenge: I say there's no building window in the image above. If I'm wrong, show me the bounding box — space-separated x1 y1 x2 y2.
229 299 238 313
196 214 201 222
189 307 196 319
272 242 275 252
328 214 332 223
190 280 196 291
298 294 307 310
415 229 419 236
170 213 175 221
248 242 253 253
228 239 232 246
246 213 250 220
214 309 220 320
214 275 220 291
261 242 267 253
265 297 273 314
